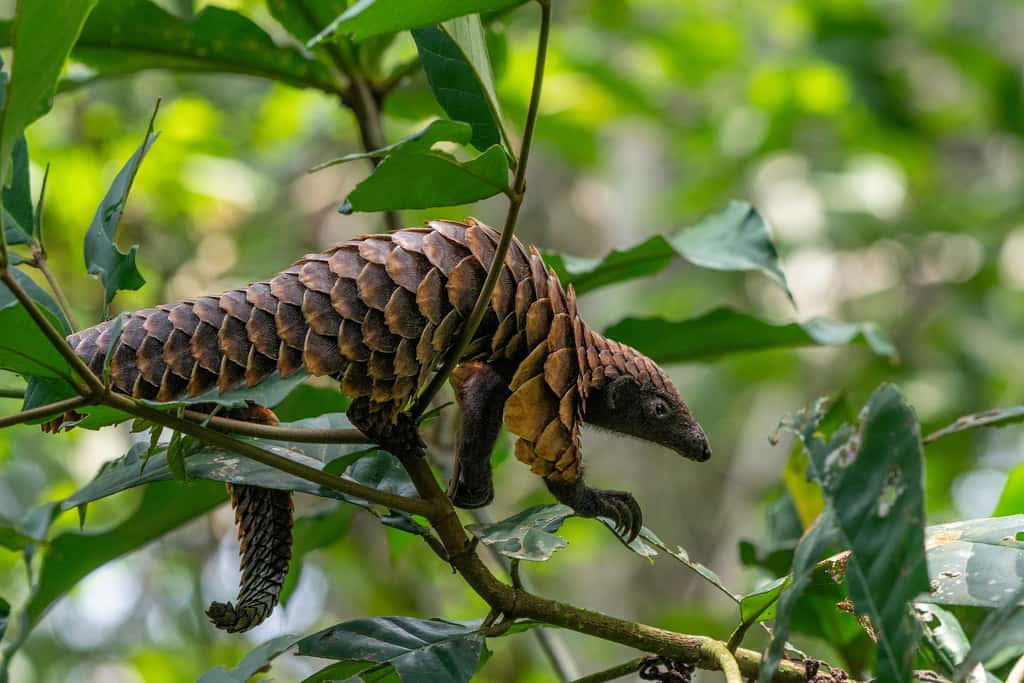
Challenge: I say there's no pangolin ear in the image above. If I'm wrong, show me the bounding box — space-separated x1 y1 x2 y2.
606 375 641 411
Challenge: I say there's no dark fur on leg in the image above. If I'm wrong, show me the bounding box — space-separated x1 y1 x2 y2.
545 476 643 543
450 362 510 509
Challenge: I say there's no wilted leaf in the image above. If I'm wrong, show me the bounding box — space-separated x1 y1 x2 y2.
338 119 510 213
924 406 1024 444
467 504 572 561
83 108 155 307
197 633 302 683
545 202 791 299
918 515 1024 609
774 385 930 683
413 15 506 152
310 0 529 44
0 0 342 96
296 616 483 683
914 604 972 677
604 307 896 364
0 0 96 186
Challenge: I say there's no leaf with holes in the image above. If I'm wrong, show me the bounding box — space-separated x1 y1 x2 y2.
296 616 484 683
772 385 930 683
914 604 972 678
467 504 573 561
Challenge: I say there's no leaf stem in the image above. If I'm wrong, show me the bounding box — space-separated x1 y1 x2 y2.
412 0 551 416
30 248 79 331
703 640 743 683
569 658 645 683
0 388 24 399
0 395 90 429
181 409 370 444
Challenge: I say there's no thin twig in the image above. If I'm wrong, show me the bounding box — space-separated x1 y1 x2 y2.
181 409 370 444
569 658 645 683
412 0 552 416
0 388 24 399
0 395 90 429
30 250 79 331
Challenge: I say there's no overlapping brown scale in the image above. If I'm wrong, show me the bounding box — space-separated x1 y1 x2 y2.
394 338 419 377
269 270 304 307
329 245 366 280
298 258 336 294
302 290 340 337
431 309 463 353
423 230 470 275
245 347 278 388
304 330 346 377
358 235 394 264
527 250 548 300
384 288 426 339
331 278 367 322
390 227 429 253
386 246 431 292
274 303 307 351
525 298 553 348
361 309 400 353
415 269 449 325
465 224 496 268
447 256 485 317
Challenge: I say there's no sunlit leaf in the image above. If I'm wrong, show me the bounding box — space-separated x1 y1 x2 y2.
83 107 155 308
604 307 896 364
924 406 1024 444
467 504 572 561
914 604 971 677
994 465 1024 517
545 202 791 299
197 633 303 683
296 616 483 683
413 15 506 152
0 268 72 379
740 576 789 623
0 0 96 186
267 0 349 44
918 515 1024 609
773 386 930 683
310 0 529 44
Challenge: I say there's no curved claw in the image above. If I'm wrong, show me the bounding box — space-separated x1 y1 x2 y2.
544 478 643 544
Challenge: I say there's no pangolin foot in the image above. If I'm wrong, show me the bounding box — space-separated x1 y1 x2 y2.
452 479 495 509
545 478 644 543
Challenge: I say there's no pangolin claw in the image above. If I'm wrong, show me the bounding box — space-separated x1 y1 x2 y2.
594 489 643 544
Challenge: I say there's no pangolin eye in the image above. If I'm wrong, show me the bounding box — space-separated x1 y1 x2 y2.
653 400 668 418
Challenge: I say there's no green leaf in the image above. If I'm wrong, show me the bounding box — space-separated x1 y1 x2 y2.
0 268 72 379
0 1 343 96
281 503 352 606
267 0 350 44
544 202 791 298
413 15 507 152
994 465 1024 517
758 512 840 683
272 383 350 422
340 119 510 213
466 504 572 561
62 413 424 534
310 0 529 44
197 633 303 683
301 662 397 683
0 0 96 187
604 307 896 364
0 515 44 552
919 515 1024 609
3 136 34 245
924 406 1024 444
777 385 930 683
83 108 155 308
955 583 1024 680
740 576 789 623
914 604 971 677
21 480 226 634
0 598 8 642
296 616 484 683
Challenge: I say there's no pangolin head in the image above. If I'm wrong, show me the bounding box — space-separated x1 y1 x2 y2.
579 332 711 462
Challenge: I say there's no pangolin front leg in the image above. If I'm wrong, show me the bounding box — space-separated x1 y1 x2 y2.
545 476 643 543
450 361 511 509
346 397 427 460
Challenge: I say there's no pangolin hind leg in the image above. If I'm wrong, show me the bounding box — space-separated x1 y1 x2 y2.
205 403 294 633
544 476 643 543
450 362 511 509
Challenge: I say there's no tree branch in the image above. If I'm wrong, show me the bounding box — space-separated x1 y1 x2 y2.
412 0 552 416
181 409 370 444
0 395 90 429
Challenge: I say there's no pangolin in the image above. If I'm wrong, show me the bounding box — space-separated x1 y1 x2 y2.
56 219 711 632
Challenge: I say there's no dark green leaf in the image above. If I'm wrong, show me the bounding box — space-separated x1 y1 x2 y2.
22 480 226 633
467 504 572 561
0 598 8 642
310 0 529 44
919 515 1024 609
338 119 510 213
83 109 155 308
0 515 44 552
272 383 350 422
301 662 395 683
758 512 840 683
0 1 343 96
296 616 483 683
165 428 190 484
544 202 791 298
924 406 1024 444
267 0 349 44
955 583 1024 680
0 268 72 379
197 633 303 683
3 136 33 245
914 604 971 677
0 0 96 186
777 385 930 683
604 307 896 364
413 16 506 152
740 576 789 623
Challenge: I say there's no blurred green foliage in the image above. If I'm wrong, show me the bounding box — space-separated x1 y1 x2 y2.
0 0 1023 681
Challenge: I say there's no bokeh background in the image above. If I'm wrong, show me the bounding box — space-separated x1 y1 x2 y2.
1 0 1023 681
